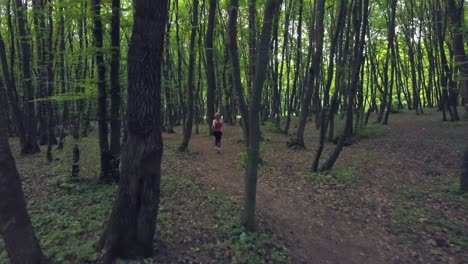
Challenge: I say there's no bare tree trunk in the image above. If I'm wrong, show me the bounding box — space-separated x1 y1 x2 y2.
320 0 369 172
0 33 27 152
0 86 47 263
295 0 326 148
98 0 167 261
180 0 199 151
92 0 112 181
206 0 216 134
110 0 121 181
446 0 468 119
244 0 280 232
15 0 40 155
228 0 249 146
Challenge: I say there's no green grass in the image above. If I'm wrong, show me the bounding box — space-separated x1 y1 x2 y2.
391 184 468 258
356 123 390 139
303 168 357 186
1 136 290 263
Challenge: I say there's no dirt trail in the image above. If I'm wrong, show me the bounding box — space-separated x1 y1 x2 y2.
185 130 392 264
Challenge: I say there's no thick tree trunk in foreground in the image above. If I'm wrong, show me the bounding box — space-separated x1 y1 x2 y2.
0 87 47 263
244 0 280 232
92 0 112 181
99 0 167 262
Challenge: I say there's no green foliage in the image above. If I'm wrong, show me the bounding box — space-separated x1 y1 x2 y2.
356 123 390 139
27 180 117 262
261 121 282 134
392 184 468 257
221 223 289 264
303 169 357 186
236 143 266 171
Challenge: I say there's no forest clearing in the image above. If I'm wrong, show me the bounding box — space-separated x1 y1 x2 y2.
1 0 468 263
1 111 467 263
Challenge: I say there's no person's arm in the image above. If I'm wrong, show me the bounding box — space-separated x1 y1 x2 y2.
212 119 216 129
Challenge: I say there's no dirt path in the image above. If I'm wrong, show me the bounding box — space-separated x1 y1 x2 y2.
185 129 394 264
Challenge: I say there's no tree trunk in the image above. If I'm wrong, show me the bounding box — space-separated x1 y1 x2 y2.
0 86 47 263
228 0 249 146
110 0 121 181
98 0 167 261
205 0 217 134
295 0 326 148
92 0 112 181
15 0 40 155
320 0 369 172
0 33 27 152
244 0 280 232
446 0 468 119
179 0 199 151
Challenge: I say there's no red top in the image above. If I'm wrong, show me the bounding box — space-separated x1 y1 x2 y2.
213 119 223 132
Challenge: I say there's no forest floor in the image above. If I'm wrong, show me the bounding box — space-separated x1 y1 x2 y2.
1 109 467 264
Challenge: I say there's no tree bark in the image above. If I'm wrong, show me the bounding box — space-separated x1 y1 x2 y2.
446 0 468 119
228 0 249 146
15 0 40 155
0 85 47 263
92 0 112 181
110 0 122 181
320 0 369 172
0 33 27 152
205 0 217 134
99 0 167 261
180 0 199 151
244 0 280 232
295 0 326 148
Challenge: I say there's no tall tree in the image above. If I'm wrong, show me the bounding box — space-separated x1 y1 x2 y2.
244 0 280 232
320 0 369 171
446 0 468 119
15 0 40 155
295 0 326 148
179 0 199 151
205 0 217 134
110 0 122 180
0 32 27 152
98 0 167 261
92 0 112 181
228 0 249 146
0 85 47 263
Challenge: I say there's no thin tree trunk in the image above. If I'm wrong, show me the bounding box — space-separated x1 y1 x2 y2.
110 0 121 181
228 0 249 146
244 0 280 232
205 0 216 134
295 0 326 148
320 0 369 171
179 0 199 151
0 33 27 152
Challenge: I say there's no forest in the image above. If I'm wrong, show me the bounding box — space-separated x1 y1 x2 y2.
0 0 467 263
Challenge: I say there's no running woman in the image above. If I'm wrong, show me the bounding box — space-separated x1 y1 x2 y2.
212 112 223 153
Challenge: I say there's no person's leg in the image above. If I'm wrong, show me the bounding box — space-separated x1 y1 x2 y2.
218 132 222 149
214 132 221 150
